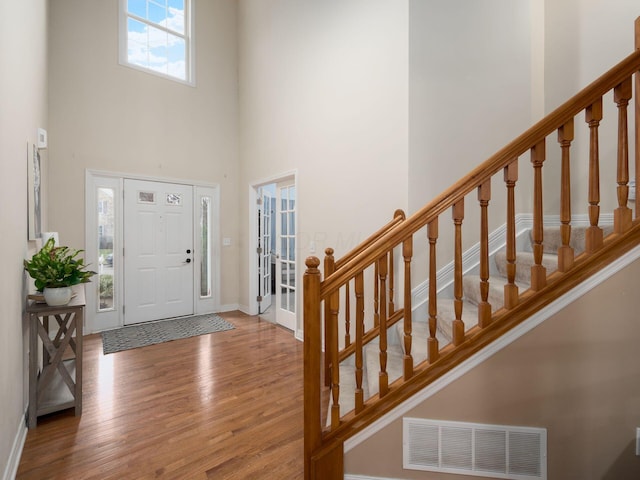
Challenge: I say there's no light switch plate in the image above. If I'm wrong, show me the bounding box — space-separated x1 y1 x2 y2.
223 237 231 247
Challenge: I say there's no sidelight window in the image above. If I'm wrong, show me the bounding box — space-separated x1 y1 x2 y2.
97 187 116 311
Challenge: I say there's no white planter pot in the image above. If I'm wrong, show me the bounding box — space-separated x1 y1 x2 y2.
43 287 73 306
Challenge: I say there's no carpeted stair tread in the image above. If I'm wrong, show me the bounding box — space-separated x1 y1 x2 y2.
365 343 405 397
463 274 528 312
326 363 370 425
494 250 557 284
538 224 614 255
395 299 478 352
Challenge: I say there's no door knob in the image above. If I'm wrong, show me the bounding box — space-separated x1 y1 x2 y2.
186 249 191 254
185 258 192 263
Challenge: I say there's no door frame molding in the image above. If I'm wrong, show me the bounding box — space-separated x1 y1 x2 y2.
84 169 221 334
248 170 301 339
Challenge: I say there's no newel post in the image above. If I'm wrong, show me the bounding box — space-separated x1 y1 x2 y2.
304 256 322 480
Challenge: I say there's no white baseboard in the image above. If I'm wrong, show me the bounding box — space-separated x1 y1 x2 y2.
345 242 640 454
217 303 241 313
345 475 403 480
3 410 27 480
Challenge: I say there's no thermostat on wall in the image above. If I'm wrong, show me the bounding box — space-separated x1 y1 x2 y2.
37 128 47 149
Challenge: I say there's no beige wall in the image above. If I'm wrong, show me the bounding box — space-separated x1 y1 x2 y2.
237 0 409 319
346 255 640 479
0 0 49 473
47 0 240 306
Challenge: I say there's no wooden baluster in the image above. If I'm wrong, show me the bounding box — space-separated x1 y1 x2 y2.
477 181 492 326
328 280 341 429
389 247 395 316
303 256 322 480
635 17 640 219
504 160 519 309
427 219 439 363
452 200 465 345
344 281 351 347
354 271 365 413
530 140 547 291
378 253 389 397
558 120 575 272
323 249 335 387
614 77 633 233
373 262 379 328
585 99 604 253
402 237 414 379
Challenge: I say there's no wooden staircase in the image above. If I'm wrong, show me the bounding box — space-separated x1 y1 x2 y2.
303 17 640 480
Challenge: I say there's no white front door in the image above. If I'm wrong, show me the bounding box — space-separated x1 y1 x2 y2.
275 182 296 330
124 179 194 324
257 188 273 313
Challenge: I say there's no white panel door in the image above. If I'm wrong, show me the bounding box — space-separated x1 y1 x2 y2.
124 179 194 324
257 189 273 313
275 183 296 331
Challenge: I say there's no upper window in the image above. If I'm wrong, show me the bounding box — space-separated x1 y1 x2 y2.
119 0 194 85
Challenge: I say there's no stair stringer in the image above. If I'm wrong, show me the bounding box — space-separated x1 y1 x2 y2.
344 239 640 454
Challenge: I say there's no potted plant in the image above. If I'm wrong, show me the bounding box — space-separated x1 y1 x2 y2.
24 237 97 306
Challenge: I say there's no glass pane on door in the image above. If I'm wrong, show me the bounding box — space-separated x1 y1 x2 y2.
279 185 296 314
98 187 115 311
200 196 211 298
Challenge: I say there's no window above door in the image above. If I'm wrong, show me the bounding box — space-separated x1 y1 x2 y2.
118 0 195 85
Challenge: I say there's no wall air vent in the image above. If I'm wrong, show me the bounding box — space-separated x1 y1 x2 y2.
403 418 546 480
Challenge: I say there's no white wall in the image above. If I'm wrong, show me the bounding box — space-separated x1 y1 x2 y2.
238 0 409 321
544 0 640 215
48 0 240 307
0 0 48 475
409 0 534 215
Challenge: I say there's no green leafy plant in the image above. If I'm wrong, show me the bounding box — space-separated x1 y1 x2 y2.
24 237 97 291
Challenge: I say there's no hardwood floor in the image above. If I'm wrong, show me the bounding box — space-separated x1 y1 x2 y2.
17 312 304 479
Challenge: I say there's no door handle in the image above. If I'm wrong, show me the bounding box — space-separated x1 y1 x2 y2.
185 258 192 263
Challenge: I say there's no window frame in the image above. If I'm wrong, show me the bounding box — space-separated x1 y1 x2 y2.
118 0 196 86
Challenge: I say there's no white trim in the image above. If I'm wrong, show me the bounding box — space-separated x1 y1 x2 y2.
85 168 217 189
248 170 298 323
3 409 27 480
345 242 640 453
194 185 221 314
345 475 404 480
84 170 221 333
85 174 123 333
218 303 241 313
118 0 196 86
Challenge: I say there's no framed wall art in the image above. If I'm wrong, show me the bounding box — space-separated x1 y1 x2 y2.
27 142 42 240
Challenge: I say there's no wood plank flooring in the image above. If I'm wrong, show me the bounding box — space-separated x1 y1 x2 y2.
17 312 304 479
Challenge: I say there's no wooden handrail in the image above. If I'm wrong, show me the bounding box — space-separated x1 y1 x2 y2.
320 49 640 298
